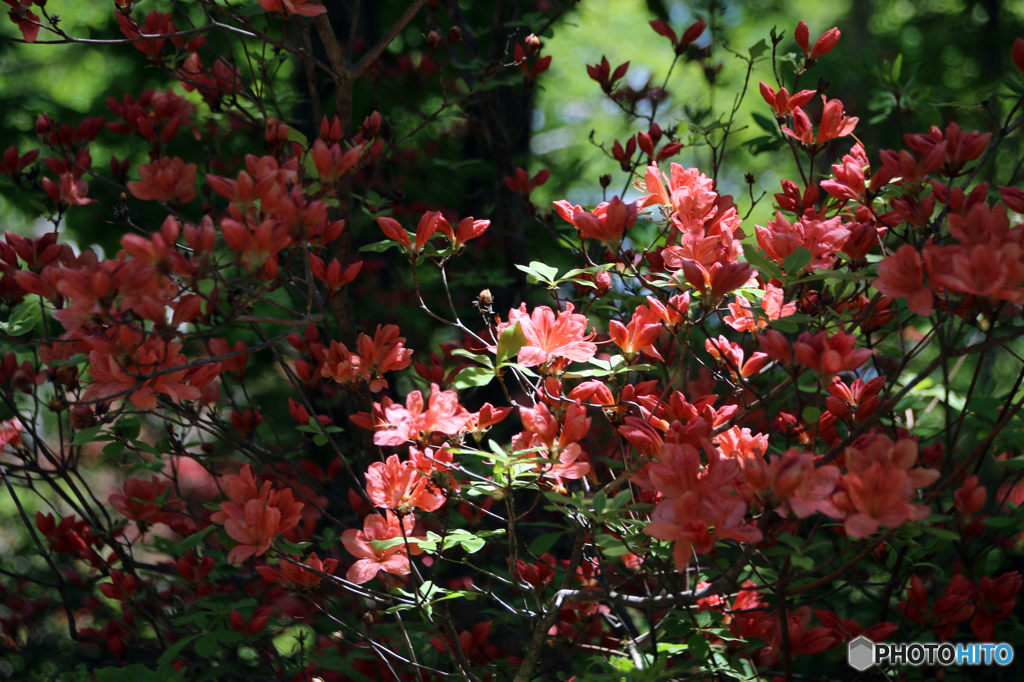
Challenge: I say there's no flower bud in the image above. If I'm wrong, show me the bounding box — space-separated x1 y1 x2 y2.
36 113 52 141
426 30 442 52
599 174 612 189
809 28 840 60
70 405 96 430
448 26 462 45
10 367 34 394
794 20 810 54
1013 37 1024 76
524 33 540 55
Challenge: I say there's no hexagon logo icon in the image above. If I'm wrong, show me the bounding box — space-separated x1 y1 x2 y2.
848 636 875 671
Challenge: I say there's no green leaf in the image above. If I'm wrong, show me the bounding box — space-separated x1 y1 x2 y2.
195 633 219 658
458 535 486 553
173 612 211 627
286 127 308 148
801 406 821 423
369 537 409 552
130 439 163 456
769 317 799 333
216 630 242 645
177 525 218 552
996 456 1024 468
782 246 813 275
797 268 861 282
450 348 493 367
562 264 615 279
417 581 443 602
430 158 484 170
891 53 903 83
984 517 1021 529
687 634 710 661
751 112 777 134
0 299 42 337
158 634 200 665
516 261 559 284
103 442 125 458
496 322 528 365
303 150 320 179
742 135 787 155
507 363 539 377
776 532 803 551
791 554 814 570
273 624 316 657
609 490 633 510
748 39 769 60
359 239 402 253
920 526 960 541
595 533 630 556
742 247 783 279
95 665 162 682
113 417 141 440
528 532 563 556
72 426 107 446
1003 76 1024 96
278 540 311 555
439 529 504 554
453 366 495 390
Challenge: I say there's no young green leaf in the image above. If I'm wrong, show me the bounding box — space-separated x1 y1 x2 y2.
496 321 528 365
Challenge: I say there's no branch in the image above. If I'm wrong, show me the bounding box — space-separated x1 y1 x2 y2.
312 14 352 81
513 526 587 682
1 21 257 45
351 0 430 80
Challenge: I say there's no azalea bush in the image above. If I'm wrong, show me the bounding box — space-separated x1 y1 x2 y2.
3 1 1024 681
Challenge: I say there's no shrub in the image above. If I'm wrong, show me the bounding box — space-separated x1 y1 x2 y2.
2 3 1024 681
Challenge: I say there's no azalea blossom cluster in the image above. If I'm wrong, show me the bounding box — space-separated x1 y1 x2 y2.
4 5 1024 682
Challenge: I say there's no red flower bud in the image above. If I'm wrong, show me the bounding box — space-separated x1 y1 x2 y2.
378 216 411 251
637 131 654 156
36 113 52 140
809 27 840 60
524 33 540 55
655 142 683 161
794 21 810 54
